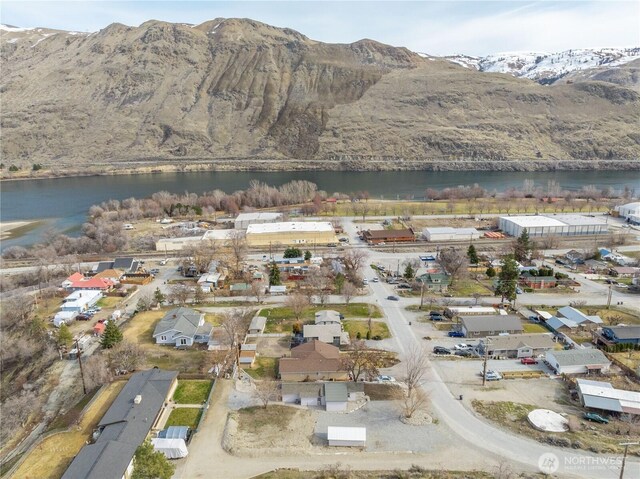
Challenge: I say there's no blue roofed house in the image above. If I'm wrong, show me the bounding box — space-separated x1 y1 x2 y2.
153 307 212 347
598 325 640 346
62 369 178 479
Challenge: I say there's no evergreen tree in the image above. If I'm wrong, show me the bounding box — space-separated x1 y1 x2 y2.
467 244 479 265
283 247 302 258
304 250 312 261
514 229 532 263
101 321 123 349
57 323 73 348
485 266 496 278
404 263 415 280
132 440 175 479
153 287 165 305
268 262 281 286
334 273 345 294
496 255 519 303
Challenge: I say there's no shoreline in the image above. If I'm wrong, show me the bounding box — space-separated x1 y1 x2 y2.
0 221 42 241
1 158 640 182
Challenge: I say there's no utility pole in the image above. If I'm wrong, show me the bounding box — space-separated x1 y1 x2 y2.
419 281 425 310
75 339 87 395
482 338 490 387
607 284 613 309
619 442 639 479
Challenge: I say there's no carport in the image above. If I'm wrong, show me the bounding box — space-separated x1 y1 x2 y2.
327 426 366 447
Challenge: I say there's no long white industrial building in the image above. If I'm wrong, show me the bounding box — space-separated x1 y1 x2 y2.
423 227 480 242
499 214 608 237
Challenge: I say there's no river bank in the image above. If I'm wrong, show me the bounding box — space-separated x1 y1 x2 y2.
0 221 41 241
2 158 639 182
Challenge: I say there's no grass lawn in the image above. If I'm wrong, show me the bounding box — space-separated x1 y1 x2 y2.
447 279 493 296
96 296 122 309
244 357 278 380
473 400 640 456
610 351 640 371
522 323 549 334
13 381 125 479
122 309 208 373
236 405 297 433
172 380 213 404
203 313 221 326
165 407 203 429
343 320 390 340
260 303 382 321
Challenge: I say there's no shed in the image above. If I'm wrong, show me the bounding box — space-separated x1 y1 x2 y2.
327 426 366 447
158 426 189 440
248 316 267 334
150 438 188 459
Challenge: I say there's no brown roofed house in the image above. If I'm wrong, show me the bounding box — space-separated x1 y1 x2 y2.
279 340 348 382
361 228 415 244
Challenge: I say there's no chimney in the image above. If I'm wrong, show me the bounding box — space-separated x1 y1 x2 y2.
134 395 142 405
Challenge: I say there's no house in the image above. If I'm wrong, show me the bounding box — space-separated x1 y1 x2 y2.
609 266 638 278
269 285 287 295
198 273 224 292
315 310 342 325
152 307 212 347
54 311 77 327
248 316 267 334
66 276 115 292
415 269 451 292
327 426 366 447
95 257 140 274
62 369 178 479
557 306 603 330
303 324 349 347
546 316 579 333
61 272 84 289
519 273 557 290
564 250 585 265
282 382 365 410
61 290 103 313
361 228 415 244
239 349 257 367
583 259 609 273
460 315 523 338
479 333 556 358
597 325 640 346
279 340 349 382
94 269 125 283
545 349 611 375
576 379 640 415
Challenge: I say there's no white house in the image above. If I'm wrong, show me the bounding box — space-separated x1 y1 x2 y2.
545 349 611 375
60 290 102 313
153 307 212 347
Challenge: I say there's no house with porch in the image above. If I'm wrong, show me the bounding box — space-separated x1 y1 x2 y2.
279 341 349 382
152 307 212 347
415 268 451 292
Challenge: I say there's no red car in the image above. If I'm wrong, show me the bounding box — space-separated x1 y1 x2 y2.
520 357 538 365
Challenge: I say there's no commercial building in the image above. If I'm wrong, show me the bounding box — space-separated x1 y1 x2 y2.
498 214 608 238
577 379 640 415
545 349 610 375
246 222 337 247
62 369 178 479
479 333 556 358
460 315 523 338
361 228 415 244
234 212 283 230
615 202 640 225
422 227 480 242
155 230 236 252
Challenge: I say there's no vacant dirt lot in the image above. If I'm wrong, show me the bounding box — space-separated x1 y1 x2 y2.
13 381 125 479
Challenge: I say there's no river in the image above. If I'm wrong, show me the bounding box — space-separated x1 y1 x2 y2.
1 170 638 249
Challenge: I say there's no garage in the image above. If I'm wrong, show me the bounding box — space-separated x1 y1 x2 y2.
327 426 366 447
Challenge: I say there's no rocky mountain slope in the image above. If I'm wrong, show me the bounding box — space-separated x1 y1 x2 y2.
1 20 639 172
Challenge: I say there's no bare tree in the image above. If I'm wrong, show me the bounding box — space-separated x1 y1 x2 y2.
107 341 145 374
304 267 331 305
402 388 430 419
168 283 191 305
254 379 279 409
250 281 266 304
84 354 112 390
438 248 468 286
220 308 251 349
341 281 358 305
404 345 429 396
342 249 369 276
226 231 248 279
340 340 379 381
539 234 560 249
285 293 310 321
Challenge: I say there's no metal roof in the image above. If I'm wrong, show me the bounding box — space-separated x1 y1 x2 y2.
461 315 523 333
247 221 334 234
547 349 610 367
327 426 366 442
546 316 578 330
484 333 555 351
577 379 640 414
324 382 348 402
249 316 267 331
558 306 603 325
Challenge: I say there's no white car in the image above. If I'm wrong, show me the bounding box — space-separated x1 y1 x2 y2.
454 343 472 350
372 277 379 283
377 375 396 383
362 279 369 285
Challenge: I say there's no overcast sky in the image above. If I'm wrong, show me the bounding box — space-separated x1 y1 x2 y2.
1 1 638 56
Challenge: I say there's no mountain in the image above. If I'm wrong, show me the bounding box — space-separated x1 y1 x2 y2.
1 20 639 174
443 48 640 85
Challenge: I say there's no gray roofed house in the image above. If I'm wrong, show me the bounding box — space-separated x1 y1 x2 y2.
95 257 140 274
460 315 523 338
557 306 603 329
545 349 611 375
153 307 212 347
303 323 349 347
546 316 578 332
480 333 556 358
248 316 267 334
315 310 342 325
62 369 178 479
281 382 364 411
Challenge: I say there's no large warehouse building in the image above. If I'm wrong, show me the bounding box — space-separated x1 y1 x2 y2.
234 212 283 230
615 202 640 225
499 214 608 237
423 227 480 242
246 222 338 247
156 230 236 252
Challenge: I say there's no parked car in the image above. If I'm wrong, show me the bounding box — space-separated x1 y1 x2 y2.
520 357 538 365
455 350 473 357
433 346 452 355
481 370 503 381
377 375 396 383
150 268 160 274
76 314 91 321
387 295 400 301
371 277 379 283
160 259 168 265
397 283 412 289
362 279 369 285
516 287 523 294
583 412 609 424
430 314 445 321
454 343 471 350
448 331 465 338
